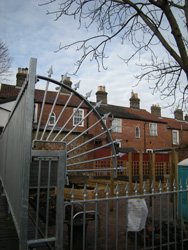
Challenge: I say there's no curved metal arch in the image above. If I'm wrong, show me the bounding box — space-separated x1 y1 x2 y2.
34 75 118 177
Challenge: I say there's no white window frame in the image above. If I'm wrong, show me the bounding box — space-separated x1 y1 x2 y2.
112 118 122 133
149 123 158 136
73 108 84 127
172 130 179 145
49 112 56 126
115 141 121 148
135 126 140 138
33 103 38 123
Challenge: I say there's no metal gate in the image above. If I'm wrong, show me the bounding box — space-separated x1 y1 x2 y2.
1 58 188 250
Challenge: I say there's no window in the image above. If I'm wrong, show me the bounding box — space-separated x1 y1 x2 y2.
73 108 84 127
172 130 179 145
149 123 157 136
135 126 140 138
49 112 56 126
33 103 38 123
112 118 122 133
115 141 121 148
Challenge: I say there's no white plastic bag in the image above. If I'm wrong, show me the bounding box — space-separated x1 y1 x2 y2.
127 198 148 232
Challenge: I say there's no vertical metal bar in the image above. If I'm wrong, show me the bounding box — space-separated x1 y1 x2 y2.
174 180 177 250
45 158 51 238
135 232 137 250
70 185 75 250
94 184 99 250
56 148 66 250
159 181 162 250
105 184 109 250
35 159 42 239
70 203 74 250
83 184 87 250
115 184 120 250
94 200 98 250
166 180 170 250
116 198 119 250
180 180 184 250
125 184 129 250
143 181 147 250
20 58 37 250
151 182 155 250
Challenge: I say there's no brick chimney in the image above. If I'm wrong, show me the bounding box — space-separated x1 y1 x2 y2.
185 114 188 122
129 91 140 109
96 86 108 104
60 75 72 94
151 105 161 117
174 109 183 120
16 68 28 88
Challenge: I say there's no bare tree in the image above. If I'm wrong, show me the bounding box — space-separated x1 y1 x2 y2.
39 0 188 110
0 40 13 82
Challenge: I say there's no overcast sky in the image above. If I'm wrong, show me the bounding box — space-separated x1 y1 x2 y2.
1 0 185 118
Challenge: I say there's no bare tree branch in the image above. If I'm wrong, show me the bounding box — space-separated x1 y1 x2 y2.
0 40 13 82
39 0 188 110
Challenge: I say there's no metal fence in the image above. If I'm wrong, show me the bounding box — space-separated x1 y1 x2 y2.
0 58 36 249
62 180 188 250
0 58 188 250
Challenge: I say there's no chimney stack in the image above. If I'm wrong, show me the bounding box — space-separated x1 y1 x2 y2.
16 68 28 88
96 85 108 104
151 105 161 117
185 114 188 122
174 109 183 120
129 91 140 109
60 75 72 94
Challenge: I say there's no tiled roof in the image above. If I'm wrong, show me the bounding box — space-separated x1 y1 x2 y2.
94 103 166 123
0 84 20 100
161 117 188 130
34 89 88 108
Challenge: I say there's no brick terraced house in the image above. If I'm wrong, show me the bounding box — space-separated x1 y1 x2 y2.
1 68 188 161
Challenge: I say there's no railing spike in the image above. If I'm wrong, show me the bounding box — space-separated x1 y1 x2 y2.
95 100 102 108
115 139 123 143
63 72 68 81
151 181 155 193
74 80 80 90
118 152 126 158
159 180 162 192
173 179 176 191
166 179 169 191
47 65 53 77
105 184 109 197
134 182 138 195
143 181 146 194
179 179 182 190
85 90 92 99
115 183 120 196
103 112 111 119
125 183 129 196
95 183 99 198
71 184 75 200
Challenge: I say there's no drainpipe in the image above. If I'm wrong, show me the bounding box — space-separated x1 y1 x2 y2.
144 122 146 152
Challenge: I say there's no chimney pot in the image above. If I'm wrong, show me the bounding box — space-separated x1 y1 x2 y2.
96 85 108 104
129 92 140 109
151 104 161 117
